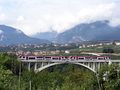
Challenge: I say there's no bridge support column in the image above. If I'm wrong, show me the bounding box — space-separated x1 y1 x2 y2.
41 62 44 67
98 62 100 71
34 63 37 71
28 62 31 71
28 62 32 90
93 62 95 71
88 63 90 67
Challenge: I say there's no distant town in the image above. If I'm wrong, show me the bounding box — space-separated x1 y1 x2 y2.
1 41 120 59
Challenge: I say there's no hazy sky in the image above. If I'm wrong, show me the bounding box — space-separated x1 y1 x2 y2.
0 0 120 35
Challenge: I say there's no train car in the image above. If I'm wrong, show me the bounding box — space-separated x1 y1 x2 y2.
96 56 110 60
19 55 110 61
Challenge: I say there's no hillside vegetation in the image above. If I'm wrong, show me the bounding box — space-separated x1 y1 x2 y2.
0 53 120 90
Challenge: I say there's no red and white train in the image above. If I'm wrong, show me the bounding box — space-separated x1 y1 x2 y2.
19 55 110 60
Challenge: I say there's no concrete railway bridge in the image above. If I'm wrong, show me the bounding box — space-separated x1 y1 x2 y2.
20 59 120 73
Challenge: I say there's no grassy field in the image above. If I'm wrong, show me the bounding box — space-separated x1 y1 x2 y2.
70 45 120 53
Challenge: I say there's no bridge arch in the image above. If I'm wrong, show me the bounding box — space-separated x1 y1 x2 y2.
35 62 96 73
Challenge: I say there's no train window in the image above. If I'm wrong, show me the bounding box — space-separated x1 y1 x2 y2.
28 57 35 59
45 57 51 58
70 56 76 60
59 57 61 60
61 57 66 60
78 57 85 60
26 57 28 60
92 57 97 60
36 56 43 60
85 57 91 59
52 57 59 60
97 57 104 60
65 56 69 59
37 56 43 58
45 57 51 60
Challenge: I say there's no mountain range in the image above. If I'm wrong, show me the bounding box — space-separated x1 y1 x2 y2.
32 31 58 41
33 20 120 43
1 20 120 45
0 25 50 45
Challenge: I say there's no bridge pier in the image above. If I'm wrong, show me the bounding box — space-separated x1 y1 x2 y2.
93 62 95 71
34 63 37 71
28 62 31 71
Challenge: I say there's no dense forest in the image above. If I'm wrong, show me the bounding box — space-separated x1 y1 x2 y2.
0 53 120 90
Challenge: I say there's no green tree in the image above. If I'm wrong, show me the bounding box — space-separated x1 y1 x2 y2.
103 48 114 53
98 64 120 90
0 53 27 90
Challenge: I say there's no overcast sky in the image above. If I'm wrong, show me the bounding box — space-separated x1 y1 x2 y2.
0 0 120 35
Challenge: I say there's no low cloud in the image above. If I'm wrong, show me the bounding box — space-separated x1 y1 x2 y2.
0 0 120 35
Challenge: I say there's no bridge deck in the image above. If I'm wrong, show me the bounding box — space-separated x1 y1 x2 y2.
20 59 120 63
